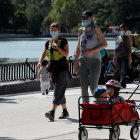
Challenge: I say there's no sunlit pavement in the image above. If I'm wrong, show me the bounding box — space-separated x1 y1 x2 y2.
0 83 140 140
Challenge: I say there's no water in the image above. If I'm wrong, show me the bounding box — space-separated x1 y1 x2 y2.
0 37 116 63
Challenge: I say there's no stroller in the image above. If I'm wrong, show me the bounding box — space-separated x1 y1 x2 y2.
99 50 111 84
109 50 140 83
78 82 140 140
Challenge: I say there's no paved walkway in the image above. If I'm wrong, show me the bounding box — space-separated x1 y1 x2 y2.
0 83 140 140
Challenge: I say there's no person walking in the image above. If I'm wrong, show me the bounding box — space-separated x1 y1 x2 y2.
113 23 132 88
37 23 70 121
74 10 108 103
37 60 50 95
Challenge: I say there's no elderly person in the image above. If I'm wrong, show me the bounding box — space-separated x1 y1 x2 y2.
74 10 108 103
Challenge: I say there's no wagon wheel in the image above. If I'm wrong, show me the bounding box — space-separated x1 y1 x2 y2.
130 126 139 140
78 128 88 140
109 131 118 140
114 125 120 137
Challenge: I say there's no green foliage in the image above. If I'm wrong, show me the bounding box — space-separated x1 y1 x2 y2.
43 0 92 32
25 3 44 35
0 0 15 27
1 0 140 34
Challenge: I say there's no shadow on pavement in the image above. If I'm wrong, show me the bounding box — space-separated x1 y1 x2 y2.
0 98 17 104
0 137 19 140
66 118 79 123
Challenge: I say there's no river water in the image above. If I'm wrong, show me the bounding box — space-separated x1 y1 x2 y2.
0 37 116 63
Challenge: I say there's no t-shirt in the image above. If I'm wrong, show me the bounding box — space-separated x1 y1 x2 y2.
113 96 125 103
115 35 131 58
39 66 50 83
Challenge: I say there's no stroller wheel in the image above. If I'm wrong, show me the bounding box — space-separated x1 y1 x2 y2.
78 128 88 140
109 130 118 140
130 126 139 140
114 125 120 137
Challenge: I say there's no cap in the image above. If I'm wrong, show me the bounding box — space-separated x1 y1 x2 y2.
81 10 93 17
94 87 110 98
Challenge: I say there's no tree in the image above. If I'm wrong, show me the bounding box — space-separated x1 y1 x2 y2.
26 3 44 35
43 0 92 32
109 0 140 32
0 0 15 33
11 10 27 30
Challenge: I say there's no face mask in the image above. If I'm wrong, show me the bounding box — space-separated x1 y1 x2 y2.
82 20 90 26
50 31 58 38
119 31 124 35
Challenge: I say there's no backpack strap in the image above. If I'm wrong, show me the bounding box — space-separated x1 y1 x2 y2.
80 27 83 35
94 25 102 45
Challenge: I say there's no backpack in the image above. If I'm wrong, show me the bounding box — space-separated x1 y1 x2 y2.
128 34 140 49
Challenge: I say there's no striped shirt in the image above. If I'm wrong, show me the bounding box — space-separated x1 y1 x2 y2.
39 66 50 82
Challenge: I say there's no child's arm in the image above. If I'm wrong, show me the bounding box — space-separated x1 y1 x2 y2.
37 73 40 82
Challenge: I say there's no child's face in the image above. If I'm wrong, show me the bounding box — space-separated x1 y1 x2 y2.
106 87 114 97
98 92 108 101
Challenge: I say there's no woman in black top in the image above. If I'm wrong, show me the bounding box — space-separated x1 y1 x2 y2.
37 23 70 121
113 23 132 88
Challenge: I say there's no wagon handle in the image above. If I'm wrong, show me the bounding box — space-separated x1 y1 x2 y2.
127 81 139 100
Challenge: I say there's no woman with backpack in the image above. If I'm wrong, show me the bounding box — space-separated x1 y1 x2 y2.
74 10 108 103
37 23 71 121
113 23 132 88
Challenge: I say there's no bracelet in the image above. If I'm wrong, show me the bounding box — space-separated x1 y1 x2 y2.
129 56 132 57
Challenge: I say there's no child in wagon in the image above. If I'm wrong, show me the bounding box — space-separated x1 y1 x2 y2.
93 86 110 104
105 79 125 103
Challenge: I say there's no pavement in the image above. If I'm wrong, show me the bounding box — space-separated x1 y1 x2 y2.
1 83 140 140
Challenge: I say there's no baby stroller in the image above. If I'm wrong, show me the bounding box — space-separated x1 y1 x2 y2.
109 49 140 83
78 82 140 140
99 50 111 84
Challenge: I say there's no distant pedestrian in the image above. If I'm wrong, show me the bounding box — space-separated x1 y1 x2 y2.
73 51 76 57
113 23 132 88
37 60 50 95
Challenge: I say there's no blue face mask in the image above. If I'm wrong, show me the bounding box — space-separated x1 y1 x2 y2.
50 31 58 38
82 20 90 26
119 31 124 35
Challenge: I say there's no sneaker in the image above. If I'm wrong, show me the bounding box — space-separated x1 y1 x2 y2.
59 111 69 119
45 111 55 121
42 93 45 95
46 89 48 95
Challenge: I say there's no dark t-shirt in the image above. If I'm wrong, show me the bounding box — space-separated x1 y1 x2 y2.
115 35 131 58
45 37 68 71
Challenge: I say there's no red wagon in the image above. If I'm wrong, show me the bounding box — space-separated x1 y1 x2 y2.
78 83 140 140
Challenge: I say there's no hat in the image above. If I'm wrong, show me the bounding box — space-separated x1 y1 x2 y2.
94 87 110 98
81 10 93 17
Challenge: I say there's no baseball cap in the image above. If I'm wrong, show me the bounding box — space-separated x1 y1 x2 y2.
81 10 93 17
94 87 110 98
